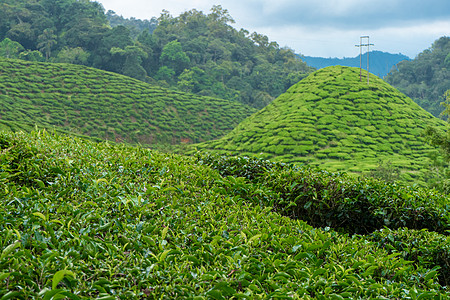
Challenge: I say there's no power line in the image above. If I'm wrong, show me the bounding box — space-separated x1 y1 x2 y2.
355 36 374 84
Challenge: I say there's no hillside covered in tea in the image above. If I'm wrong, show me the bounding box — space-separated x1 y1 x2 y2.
194 66 447 182
0 58 256 145
1 130 450 298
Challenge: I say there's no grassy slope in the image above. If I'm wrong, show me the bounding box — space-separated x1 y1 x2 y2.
193 66 447 182
0 58 256 146
1 130 449 298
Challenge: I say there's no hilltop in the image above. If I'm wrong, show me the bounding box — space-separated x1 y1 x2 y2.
300 51 410 78
193 66 446 182
0 58 256 145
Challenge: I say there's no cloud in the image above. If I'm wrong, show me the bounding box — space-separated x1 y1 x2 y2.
241 0 450 29
253 20 450 58
98 0 449 58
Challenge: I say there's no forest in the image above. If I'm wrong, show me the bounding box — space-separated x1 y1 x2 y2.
0 0 314 108
385 37 450 118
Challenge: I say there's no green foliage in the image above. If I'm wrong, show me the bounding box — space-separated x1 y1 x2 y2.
111 45 148 80
19 50 44 62
0 58 256 145
0 38 24 59
106 10 157 38
37 28 57 61
197 153 450 235
369 228 450 286
53 47 89 65
0 130 449 298
193 66 447 185
197 152 286 180
424 90 450 193
386 37 450 118
160 40 190 75
367 160 401 183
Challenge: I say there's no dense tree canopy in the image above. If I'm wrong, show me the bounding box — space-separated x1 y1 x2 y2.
424 90 450 193
106 10 157 38
386 37 450 118
0 0 314 108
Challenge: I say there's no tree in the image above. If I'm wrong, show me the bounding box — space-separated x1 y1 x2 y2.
177 67 211 93
110 45 148 81
6 22 35 49
160 40 190 75
19 50 44 61
91 25 133 72
54 47 89 64
37 28 57 60
208 5 235 25
386 37 450 118
0 38 24 58
155 66 175 84
64 19 106 51
137 30 158 75
425 90 450 193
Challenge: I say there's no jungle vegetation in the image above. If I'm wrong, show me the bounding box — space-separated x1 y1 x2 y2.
385 36 450 118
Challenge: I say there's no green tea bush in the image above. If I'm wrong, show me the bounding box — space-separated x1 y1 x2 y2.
4 131 447 298
197 152 285 180
369 228 450 286
0 58 256 146
197 153 450 235
263 168 450 234
0 131 62 187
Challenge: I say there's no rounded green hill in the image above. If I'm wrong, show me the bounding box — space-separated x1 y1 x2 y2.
0 58 256 145
194 66 447 181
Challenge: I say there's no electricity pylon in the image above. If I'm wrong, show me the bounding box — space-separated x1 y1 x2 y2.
355 36 374 84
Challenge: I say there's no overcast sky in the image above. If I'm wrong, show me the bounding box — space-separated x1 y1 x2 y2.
97 0 450 58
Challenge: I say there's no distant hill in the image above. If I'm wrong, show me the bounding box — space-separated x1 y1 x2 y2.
193 66 445 183
0 58 256 146
300 51 410 78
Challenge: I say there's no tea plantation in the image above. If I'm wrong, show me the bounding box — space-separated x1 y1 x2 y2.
1 130 450 298
193 66 447 183
0 58 256 146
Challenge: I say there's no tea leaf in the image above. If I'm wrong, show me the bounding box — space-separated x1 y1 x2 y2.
52 270 76 290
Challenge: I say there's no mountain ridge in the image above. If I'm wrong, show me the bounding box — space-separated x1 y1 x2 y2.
299 51 410 78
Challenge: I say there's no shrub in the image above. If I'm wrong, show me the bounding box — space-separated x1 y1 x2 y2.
197 153 450 235
369 228 450 286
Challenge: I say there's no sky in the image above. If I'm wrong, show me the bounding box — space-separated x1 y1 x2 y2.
96 0 450 59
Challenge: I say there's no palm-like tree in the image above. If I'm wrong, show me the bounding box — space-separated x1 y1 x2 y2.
37 28 57 61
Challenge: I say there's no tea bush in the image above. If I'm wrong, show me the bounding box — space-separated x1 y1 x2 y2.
369 228 450 286
1 130 448 298
198 153 450 235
